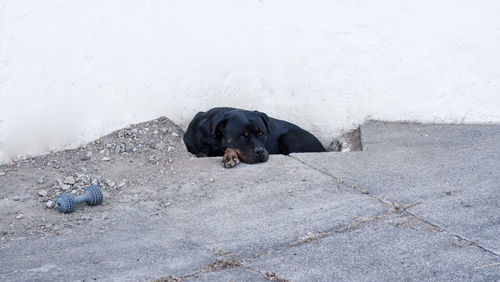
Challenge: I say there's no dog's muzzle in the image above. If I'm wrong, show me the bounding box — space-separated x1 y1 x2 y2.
253 147 269 162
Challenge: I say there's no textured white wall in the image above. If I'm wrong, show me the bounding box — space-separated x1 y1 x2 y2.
1 0 500 162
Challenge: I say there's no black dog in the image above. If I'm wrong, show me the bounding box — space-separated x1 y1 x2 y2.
183 107 325 168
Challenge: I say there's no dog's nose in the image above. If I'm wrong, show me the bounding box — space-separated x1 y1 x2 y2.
254 147 265 156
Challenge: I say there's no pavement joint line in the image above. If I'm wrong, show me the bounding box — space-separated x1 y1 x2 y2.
287 154 500 257
163 212 392 281
404 210 500 258
287 213 389 248
474 262 500 270
287 154 413 212
243 210 391 262
236 264 290 282
160 248 290 281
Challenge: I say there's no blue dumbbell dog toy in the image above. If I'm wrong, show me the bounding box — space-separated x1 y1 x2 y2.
56 185 103 213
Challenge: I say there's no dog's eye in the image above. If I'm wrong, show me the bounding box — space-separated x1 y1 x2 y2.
240 131 249 140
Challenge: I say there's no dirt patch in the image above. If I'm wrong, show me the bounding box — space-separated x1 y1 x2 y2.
0 116 190 240
327 126 362 152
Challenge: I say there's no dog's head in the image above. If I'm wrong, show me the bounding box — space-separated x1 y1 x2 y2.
211 109 271 164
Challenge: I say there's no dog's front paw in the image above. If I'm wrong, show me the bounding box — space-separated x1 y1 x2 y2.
223 148 240 168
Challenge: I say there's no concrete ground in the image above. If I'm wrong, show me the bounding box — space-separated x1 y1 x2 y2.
0 120 499 281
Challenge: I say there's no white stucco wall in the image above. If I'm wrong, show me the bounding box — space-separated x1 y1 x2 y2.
1 0 500 162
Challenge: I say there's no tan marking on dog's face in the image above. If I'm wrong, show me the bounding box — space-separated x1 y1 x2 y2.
244 131 248 137
255 127 264 136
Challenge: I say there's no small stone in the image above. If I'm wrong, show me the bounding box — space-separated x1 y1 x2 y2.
81 151 92 161
328 139 342 152
341 147 351 153
0 171 5 176
16 214 24 219
46 200 55 208
114 144 125 154
71 190 77 194
75 173 88 183
13 196 20 201
148 156 158 164
106 179 115 187
102 157 112 162
47 160 59 168
63 176 76 185
38 175 47 184
167 159 174 164
118 180 127 188
155 142 167 150
38 190 48 197
167 146 174 152
171 132 179 137
61 184 71 191
266 272 277 279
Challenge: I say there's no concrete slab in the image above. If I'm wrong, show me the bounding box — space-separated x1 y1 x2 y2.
408 185 500 254
158 157 387 258
0 210 217 281
248 214 500 281
293 121 500 256
0 155 387 281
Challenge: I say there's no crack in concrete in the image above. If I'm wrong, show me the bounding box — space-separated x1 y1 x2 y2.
289 154 500 258
288 154 418 213
169 211 391 281
289 214 387 247
167 248 290 281
245 210 391 263
156 152 499 281
405 210 500 258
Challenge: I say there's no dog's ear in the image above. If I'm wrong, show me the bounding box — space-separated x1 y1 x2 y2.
254 111 271 135
211 112 229 137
